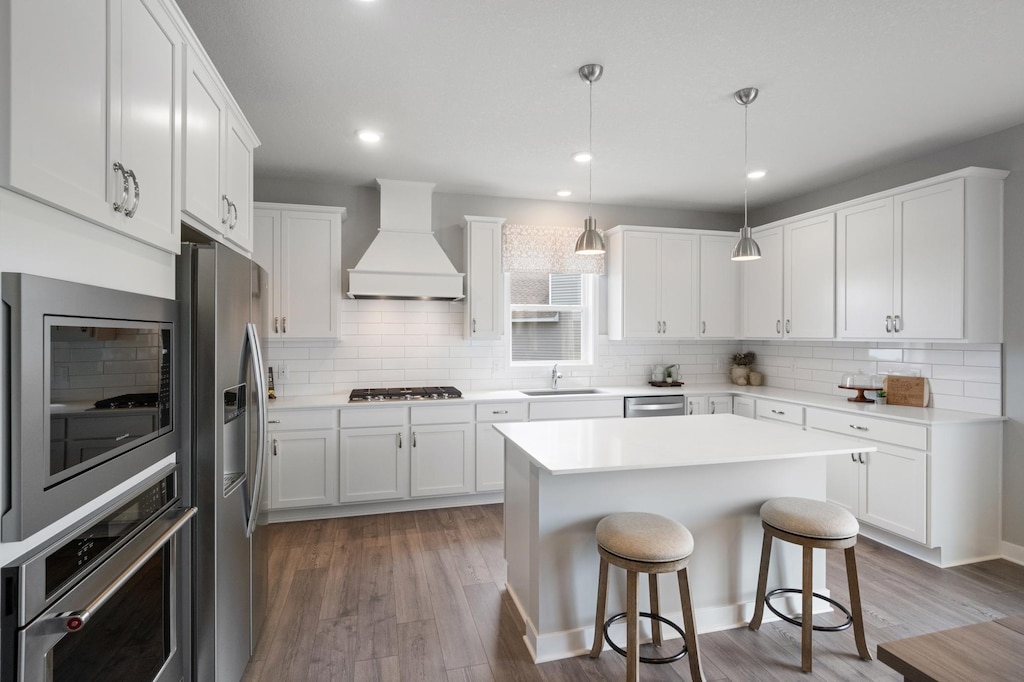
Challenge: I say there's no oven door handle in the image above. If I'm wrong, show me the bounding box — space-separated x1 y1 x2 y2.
55 507 196 634
630 403 686 411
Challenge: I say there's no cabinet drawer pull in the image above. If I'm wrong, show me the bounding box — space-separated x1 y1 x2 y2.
412 432 417 447
124 168 140 218
770 409 785 415
397 433 402 449
272 439 278 456
274 317 279 333
701 321 706 334
894 314 902 333
785 319 791 334
112 162 130 213
472 318 477 333
849 424 869 431
709 402 716 414
222 195 231 225
851 453 857 462
859 452 866 464
492 410 508 415
885 315 893 333
267 419 281 424
776 319 781 334
282 316 287 333
114 432 131 442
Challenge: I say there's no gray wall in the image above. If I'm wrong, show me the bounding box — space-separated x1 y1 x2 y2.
253 176 740 294
752 122 1024 548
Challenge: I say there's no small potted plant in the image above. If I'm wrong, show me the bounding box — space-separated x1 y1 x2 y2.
875 388 886 404
731 352 756 385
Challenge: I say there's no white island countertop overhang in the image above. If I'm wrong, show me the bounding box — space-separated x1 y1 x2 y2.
493 413 877 474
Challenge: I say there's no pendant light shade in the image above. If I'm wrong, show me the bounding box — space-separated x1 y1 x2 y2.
575 63 605 255
731 86 762 262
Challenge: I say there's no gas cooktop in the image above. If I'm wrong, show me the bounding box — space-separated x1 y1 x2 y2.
349 386 464 402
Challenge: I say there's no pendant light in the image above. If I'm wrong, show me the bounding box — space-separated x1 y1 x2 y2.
575 63 605 255
731 87 762 261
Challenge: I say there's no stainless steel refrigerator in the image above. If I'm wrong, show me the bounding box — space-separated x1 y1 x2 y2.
177 242 269 682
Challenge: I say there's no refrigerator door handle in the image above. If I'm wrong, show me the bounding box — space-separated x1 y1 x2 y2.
245 322 269 539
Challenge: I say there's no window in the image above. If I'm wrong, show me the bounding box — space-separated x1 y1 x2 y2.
508 272 596 365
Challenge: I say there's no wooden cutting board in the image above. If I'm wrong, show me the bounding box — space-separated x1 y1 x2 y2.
884 376 930 407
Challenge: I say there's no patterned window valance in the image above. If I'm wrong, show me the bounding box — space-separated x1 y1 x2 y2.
501 224 606 275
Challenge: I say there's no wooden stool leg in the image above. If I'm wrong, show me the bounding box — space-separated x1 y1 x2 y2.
801 545 814 673
844 546 872 661
626 570 639 682
590 556 609 658
649 573 662 646
677 566 704 682
749 530 773 630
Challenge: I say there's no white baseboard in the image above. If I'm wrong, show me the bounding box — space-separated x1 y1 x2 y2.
263 492 504 524
1000 540 1024 566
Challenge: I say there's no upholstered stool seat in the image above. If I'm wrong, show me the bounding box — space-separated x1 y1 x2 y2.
749 497 872 673
590 512 703 682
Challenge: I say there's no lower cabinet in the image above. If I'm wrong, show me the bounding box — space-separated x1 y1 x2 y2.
338 426 408 503
732 395 755 419
686 395 732 415
475 401 528 492
410 423 474 497
268 429 339 509
811 408 928 544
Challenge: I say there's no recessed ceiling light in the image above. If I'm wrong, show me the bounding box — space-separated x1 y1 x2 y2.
747 169 767 179
557 190 572 197
357 129 381 143
572 151 592 163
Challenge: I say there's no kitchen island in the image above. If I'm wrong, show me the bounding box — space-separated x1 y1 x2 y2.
495 413 875 663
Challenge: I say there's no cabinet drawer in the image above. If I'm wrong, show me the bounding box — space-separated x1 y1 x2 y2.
411 404 474 425
529 399 623 421
340 407 405 429
806 408 927 450
476 402 528 422
755 399 804 426
268 409 338 431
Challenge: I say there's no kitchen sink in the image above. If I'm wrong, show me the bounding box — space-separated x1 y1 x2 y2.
520 389 604 397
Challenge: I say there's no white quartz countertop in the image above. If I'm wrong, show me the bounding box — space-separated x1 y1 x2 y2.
268 383 1001 425
493 413 876 474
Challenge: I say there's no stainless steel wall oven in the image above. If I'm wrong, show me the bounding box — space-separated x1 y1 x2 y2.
1 464 195 682
1 273 178 541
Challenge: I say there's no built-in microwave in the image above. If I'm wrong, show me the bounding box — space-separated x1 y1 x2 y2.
1 273 178 541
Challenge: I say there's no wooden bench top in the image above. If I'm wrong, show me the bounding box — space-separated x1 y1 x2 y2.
877 615 1024 681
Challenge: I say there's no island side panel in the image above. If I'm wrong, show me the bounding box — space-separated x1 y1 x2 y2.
531 456 828 662
503 439 542 648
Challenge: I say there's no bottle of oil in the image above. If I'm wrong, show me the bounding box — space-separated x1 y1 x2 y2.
267 366 277 399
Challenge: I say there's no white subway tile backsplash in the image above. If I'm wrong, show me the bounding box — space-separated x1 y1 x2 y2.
267 303 1002 415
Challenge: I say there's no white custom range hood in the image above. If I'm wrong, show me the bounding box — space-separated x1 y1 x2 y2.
347 179 465 300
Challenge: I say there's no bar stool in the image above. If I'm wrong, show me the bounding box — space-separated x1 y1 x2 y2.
589 512 703 682
749 497 872 673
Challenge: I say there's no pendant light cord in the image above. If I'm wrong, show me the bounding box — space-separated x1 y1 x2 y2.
588 78 594 219
743 101 749 229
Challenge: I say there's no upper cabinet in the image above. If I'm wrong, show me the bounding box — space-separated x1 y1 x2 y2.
182 42 257 252
253 203 345 340
464 215 505 340
741 226 784 338
836 170 1005 342
2 0 182 253
698 234 739 339
741 215 835 340
607 226 699 340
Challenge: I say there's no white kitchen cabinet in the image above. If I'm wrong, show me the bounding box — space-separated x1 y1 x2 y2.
253 203 345 339
699 235 739 338
464 215 505 339
741 226 784 338
784 213 836 338
686 397 705 415
707 395 733 415
410 423 474 497
528 398 623 421
2 0 182 253
607 226 699 340
338 426 408 503
475 402 526 492
754 399 804 428
268 429 339 509
221 112 255 251
836 171 1005 342
812 409 928 543
732 395 755 419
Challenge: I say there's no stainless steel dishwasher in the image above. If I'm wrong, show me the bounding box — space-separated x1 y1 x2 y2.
624 394 688 418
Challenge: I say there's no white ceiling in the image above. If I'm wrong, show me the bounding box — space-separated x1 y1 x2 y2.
175 0 1024 212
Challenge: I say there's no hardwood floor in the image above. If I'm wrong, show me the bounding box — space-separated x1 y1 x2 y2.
242 505 1024 681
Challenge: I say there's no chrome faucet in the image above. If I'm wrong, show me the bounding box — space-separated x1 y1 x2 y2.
551 363 563 390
